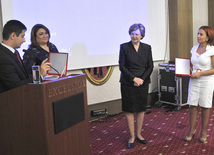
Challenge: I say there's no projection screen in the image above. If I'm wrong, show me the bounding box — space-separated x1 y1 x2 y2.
1 0 167 70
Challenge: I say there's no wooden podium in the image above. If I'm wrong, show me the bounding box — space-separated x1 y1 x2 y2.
0 74 91 155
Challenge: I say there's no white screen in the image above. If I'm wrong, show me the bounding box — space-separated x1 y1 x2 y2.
1 0 166 70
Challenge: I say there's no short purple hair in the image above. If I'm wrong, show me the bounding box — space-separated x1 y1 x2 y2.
128 23 145 39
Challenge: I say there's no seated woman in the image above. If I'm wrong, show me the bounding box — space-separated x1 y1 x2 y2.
23 24 59 75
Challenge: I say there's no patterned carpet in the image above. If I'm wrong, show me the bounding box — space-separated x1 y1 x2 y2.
89 106 214 155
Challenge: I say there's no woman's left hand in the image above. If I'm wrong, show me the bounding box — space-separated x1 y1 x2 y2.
191 72 201 78
133 77 144 86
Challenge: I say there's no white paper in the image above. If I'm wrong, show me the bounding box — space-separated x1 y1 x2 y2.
175 58 191 76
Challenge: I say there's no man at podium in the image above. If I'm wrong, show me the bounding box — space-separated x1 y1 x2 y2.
0 20 51 93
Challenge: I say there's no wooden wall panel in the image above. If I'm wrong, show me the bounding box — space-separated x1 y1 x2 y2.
168 0 193 60
208 0 214 28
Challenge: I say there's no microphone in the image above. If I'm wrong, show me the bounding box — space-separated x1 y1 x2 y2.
23 49 61 78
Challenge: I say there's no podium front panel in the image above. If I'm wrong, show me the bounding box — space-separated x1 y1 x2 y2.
0 74 90 155
53 92 85 134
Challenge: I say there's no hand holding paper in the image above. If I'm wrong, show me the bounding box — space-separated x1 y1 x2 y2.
48 52 68 77
40 58 52 77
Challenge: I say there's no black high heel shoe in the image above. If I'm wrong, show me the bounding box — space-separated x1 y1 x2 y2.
136 137 148 144
127 138 135 149
127 142 134 149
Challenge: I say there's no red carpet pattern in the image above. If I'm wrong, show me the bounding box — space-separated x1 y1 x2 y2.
89 106 214 155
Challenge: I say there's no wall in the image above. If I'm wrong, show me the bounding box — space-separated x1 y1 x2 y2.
68 60 166 105
192 0 208 45
208 0 214 28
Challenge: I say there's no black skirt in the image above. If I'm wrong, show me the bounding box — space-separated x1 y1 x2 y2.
121 83 149 113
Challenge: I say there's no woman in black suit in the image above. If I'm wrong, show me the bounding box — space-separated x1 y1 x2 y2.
119 23 153 148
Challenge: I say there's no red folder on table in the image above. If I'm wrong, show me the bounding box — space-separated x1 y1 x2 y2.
175 57 191 76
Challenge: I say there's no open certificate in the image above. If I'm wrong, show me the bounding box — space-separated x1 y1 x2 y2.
175 57 191 76
48 52 68 77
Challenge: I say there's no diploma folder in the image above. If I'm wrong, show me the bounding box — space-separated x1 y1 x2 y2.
47 52 68 78
175 57 191 76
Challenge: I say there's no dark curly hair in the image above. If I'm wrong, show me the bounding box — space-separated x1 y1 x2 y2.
30 24 51 48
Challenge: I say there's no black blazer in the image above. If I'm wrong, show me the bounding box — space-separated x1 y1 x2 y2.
119 41 154 86
0 44 32 93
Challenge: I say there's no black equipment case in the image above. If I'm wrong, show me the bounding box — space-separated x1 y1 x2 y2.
157 63 190 109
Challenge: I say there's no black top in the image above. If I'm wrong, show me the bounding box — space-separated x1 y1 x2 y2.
0 44 32 93
119 41 153 86
23 42 59 75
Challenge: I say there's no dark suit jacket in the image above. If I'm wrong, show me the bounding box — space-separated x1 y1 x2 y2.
119 41 154 86
0 44 33 93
